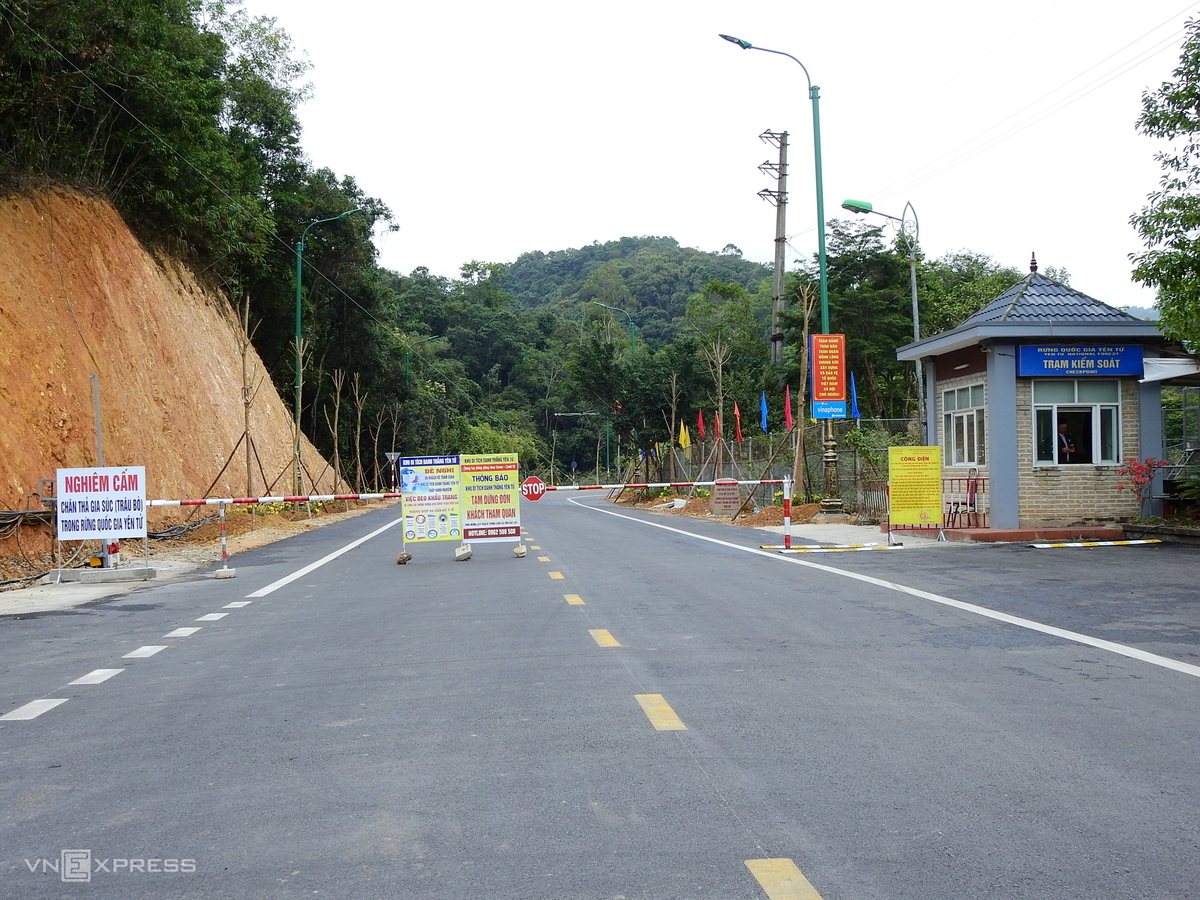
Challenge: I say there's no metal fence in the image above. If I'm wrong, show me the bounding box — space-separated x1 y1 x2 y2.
565 419 926 520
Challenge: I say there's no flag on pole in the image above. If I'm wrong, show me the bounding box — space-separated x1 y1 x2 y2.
733 403 744 442
760 391 769 432
784 385 793 431
850 371 861 419
678 421 691 449
697 409 705 441
714 411 721 439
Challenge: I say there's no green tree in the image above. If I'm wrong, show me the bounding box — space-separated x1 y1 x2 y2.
1130 17 1200 345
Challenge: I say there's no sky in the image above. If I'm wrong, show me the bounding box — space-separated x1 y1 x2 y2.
236 0 1197 311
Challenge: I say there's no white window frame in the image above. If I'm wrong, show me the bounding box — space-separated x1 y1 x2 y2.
1032 379 1120 466
942 384 986 467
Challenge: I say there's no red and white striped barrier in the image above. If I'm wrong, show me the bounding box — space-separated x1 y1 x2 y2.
148 492 402 507
146 479 799 546
546 479 784 492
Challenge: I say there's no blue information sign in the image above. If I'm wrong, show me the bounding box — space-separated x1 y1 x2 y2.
812 400 847 420
1017 345 1143 377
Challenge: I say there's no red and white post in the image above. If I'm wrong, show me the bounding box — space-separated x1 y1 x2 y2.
782 475 792 550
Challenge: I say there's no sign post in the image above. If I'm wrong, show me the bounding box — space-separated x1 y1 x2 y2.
55 466 147 568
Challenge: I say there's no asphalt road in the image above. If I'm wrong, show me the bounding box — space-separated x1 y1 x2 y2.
1 495 1198 899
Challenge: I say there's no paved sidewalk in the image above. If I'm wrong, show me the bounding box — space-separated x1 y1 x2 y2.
0 558 204 617
756 521 947 547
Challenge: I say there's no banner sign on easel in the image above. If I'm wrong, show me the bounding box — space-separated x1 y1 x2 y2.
460 453 521 541
399 455 462 543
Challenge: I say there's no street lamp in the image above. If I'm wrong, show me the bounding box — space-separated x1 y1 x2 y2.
404 334 438 385
719 34 829 334
720 33 842 514
841 199 926 443
590 301 636 360
294 207 364 496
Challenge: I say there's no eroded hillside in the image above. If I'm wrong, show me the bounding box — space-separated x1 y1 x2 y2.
0 187 337 554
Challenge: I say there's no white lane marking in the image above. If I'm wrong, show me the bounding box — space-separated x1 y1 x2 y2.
196 613 227 621
570 499 1200 680
1 698 68 720
246 517 405 598
68 669 123 685
223 601 252 608
122 645 167 659
164 627 201 637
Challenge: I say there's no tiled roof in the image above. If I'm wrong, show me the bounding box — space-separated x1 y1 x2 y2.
959 272 1141 326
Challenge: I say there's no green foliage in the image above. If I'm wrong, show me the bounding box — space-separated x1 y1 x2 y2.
1130 17 1200 346
503 236 770 347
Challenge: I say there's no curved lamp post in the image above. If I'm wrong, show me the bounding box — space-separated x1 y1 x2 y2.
589 301 634 475
719 34 829 334
720 33 841 514
842 199 926 443
294 207 364 495
590 301 636 360
404 334 438 386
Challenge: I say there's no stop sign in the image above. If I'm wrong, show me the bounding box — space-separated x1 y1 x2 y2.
520 476 547 501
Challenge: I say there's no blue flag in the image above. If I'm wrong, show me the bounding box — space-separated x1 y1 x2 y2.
760 391 769 432
850 371 861 419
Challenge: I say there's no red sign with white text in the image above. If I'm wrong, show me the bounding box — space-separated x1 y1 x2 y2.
810 334 846 402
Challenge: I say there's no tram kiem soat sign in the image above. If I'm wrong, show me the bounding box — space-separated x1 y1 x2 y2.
1016 344 1143 377
810 334 847 419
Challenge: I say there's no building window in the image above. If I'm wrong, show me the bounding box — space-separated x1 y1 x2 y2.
943 384 986 466
1033 380 1119 465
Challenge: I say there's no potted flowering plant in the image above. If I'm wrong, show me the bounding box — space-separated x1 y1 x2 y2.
1116 457 1167 521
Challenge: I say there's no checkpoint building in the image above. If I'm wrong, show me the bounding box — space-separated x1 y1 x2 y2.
896 259 1167 530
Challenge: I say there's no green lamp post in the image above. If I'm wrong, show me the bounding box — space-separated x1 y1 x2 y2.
590 301 636 360
404 334 438 386
720 34 842 514
719 34 829 334
841 199 925 442
294 207 363 496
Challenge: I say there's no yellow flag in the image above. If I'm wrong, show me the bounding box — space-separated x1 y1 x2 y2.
678 421 691 449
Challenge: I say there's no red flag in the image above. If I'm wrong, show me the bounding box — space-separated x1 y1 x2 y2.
714 411 721 439
733 402 744 442
697 409 705 441
784 385 793 431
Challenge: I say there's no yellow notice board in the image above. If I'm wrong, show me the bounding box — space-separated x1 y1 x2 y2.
888 447 943 526
460 453 521 541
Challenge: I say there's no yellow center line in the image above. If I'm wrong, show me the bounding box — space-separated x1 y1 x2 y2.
549 571 564 580
589 628 620 647
530 545 541 550
537 556 551 562
634 693 686 730
744 859 823 900
564 594 584 605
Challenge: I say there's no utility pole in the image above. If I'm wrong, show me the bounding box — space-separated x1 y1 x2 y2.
759 131 788 365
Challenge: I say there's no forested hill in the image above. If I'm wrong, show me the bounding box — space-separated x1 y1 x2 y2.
503 237 771 344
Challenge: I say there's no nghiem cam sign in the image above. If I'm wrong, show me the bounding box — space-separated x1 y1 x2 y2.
55 466 147 541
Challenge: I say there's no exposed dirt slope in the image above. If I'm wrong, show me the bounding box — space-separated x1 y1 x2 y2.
0 187 337 554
